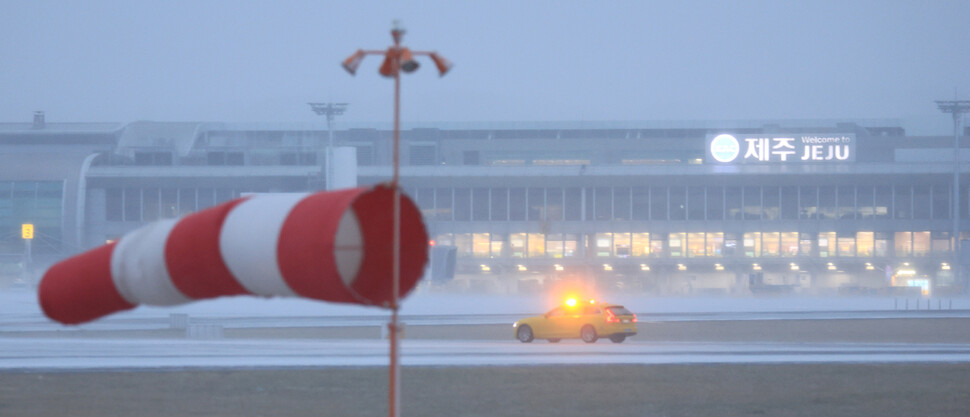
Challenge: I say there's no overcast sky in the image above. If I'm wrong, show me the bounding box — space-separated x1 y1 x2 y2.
2 1 968 134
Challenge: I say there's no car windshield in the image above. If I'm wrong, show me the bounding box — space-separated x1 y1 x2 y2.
606 306 633 316
546 307 566 317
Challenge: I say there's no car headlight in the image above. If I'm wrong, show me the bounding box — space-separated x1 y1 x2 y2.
512 322 518 328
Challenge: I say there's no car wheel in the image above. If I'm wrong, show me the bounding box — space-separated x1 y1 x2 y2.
547 338 561 343
609 334 626 343
516 325 534 343
580 325 598 343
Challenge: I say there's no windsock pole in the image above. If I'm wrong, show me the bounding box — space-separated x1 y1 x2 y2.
389 28 403 417
340 21 452 417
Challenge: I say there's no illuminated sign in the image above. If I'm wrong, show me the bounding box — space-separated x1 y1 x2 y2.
22 224 34 240
706 133 855 164
709 134 740 162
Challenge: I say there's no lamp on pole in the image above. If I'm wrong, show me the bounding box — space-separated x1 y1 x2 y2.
341 20 451 417
936 99 970 292
308 102 348 190
22 223 33 287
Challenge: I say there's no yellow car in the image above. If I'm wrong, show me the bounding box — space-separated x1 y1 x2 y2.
513 300 638 343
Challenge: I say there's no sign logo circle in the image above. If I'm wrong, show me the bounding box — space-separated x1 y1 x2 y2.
710 134 740 163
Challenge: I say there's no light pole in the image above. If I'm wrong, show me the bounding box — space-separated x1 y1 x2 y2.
937 99 970 292
308 102 348 190
342 21 451 417
22 223 33 287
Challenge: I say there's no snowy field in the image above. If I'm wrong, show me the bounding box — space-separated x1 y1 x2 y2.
3 286 970 370
4 286 968 325
5 338 970 370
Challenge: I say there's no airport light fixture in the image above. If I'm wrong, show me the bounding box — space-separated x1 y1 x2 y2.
936 99 970 291
22 223 33 286
308 102 348 190
342 21 451 417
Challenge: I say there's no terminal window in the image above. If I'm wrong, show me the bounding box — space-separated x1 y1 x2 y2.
0 181 63 254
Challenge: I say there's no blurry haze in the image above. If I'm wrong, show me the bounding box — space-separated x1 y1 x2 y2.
1 0 969 134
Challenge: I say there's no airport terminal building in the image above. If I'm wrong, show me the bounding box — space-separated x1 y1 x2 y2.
2 113 968 295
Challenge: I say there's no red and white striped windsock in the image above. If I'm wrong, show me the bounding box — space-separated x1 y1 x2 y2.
38 185 429 325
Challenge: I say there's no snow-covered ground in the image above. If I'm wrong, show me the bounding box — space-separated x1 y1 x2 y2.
3 287 970 370
3 338 970 370
3 286 969 324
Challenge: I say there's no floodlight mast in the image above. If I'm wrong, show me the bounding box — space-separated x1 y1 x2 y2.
308 103 348 190
937 99 970 293
341 21 451 417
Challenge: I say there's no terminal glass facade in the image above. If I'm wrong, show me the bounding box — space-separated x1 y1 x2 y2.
0 181 63 254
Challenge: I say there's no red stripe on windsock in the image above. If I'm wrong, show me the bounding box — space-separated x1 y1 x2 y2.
277 187 363 303
349 185 429 305
38 242 135 325
165 197 252 299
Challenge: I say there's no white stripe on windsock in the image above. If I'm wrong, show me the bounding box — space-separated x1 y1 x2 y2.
334 208 364 288
218 193 305 297
110 219 192 306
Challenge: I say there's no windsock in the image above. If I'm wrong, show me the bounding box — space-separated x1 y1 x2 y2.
39 185 429 325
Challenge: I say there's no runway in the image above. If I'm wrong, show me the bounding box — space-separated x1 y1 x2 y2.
4 289 970 371
4 334 970 371
4 290 970 416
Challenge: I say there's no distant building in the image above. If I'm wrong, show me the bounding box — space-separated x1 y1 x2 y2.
0 116 965 295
